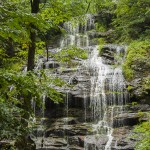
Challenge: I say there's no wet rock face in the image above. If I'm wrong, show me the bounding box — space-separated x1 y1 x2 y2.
87 29 114 39
43 61 60 69
33 14 150 150
84 135 108 150
34 47 145 150
128 77 150 104
45 118 93 137
111 127 136 150
128 104 150 112
100 44 125 65
113 113 140 127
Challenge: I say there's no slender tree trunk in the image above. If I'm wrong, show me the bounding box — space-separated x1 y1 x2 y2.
27 28 36 71
27 0 40 71
6 37 15 57
16 1 40 149
46 42 49 61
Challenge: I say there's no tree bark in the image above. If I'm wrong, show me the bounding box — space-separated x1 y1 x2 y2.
27 27 36 71
6 37 15 57
46 42 49 61
27 0 40 71
16 0 40 149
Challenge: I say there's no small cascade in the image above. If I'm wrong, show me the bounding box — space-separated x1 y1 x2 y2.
60 14 94 48
33 95 47 149
64 91 70 150
31 98 36 123
84 92 87 122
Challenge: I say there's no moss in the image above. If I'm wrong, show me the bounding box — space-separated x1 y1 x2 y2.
131 101 138 106
134 112 150 150
98 38 106 55
123 40 150 81
142 75 150 93
95 22 107 32
127 85 133 91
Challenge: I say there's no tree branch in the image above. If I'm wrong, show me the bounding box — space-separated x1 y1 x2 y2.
86 2 91 13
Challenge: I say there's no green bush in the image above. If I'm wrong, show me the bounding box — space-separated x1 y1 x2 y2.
134 113 150 150
98 38 106 55
123 40 150 81
54 46 88 67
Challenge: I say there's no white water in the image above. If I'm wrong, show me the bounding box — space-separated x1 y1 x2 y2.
61 14 128 150
60 14 94 48
83 45 128 149
60 14 128 150
34 14 128 150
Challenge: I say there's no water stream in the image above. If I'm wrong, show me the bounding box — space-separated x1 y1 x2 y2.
83 45 128 150
34 14 128 150
60 14 128 150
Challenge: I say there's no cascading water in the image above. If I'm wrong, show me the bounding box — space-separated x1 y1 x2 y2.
60 14 94 48
83 45 128 150
34 14 129 150
60 14 128 149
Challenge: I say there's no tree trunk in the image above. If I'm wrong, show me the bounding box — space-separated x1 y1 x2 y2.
6 37 15 57
16 1 40 149
27 0 40 71
46 42 49 61
27 28 36 71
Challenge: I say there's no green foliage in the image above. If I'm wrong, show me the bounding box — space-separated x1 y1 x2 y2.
0 69 64 141
134 113 150 150
54 46 88 67
0 0 88 70
95 23 107 32
0 0 49 43
98 38 106 55
142 75 150 93
90 0 115 14
0 0 89 146
127 85 133 91
90 0 116 29
36 41 45 55
131 101 138 106
123 40 150 80
41 0 87 26
113 0 150 41
138 111 145 119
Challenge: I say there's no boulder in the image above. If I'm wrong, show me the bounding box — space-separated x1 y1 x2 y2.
113 113 140 127
112 127 136 150
100 44 125 65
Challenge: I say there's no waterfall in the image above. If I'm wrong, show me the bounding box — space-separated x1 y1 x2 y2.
33 14 129 150
83 45 128 149
59 14 128 150
60 14 94 48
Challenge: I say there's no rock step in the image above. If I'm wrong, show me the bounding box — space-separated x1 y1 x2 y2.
36 147 66 150
45 123 93 137
37 146 84 150
101 53 115 60
34 136 85 150
113 113 140 127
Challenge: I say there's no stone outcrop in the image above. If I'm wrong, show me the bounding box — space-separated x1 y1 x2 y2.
88 29 114 39
111 127 136 150
33 13 150 149
99 44 125 65
33 44 147 150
